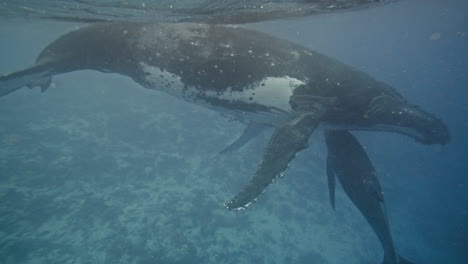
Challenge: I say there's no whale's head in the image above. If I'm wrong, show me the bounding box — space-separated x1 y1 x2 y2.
359 95 450 145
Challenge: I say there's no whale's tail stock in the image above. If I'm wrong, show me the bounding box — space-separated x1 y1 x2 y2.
0 62 53 97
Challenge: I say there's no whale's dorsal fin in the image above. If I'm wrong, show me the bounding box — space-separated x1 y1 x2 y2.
0 61 53 97
219 123 268 154
225 111 323 210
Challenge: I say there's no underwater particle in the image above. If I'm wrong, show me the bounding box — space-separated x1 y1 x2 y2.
50 82 56 88
429 32 441 41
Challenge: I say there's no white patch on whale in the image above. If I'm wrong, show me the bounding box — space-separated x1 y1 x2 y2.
140 62 303 112
140 62 303 125
207 76 304 114
140 62 187 97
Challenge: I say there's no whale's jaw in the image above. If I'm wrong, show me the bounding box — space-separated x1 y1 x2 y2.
365 100 450 145
322 97 450 146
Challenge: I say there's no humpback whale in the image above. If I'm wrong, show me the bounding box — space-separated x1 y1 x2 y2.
0 23 450 211
326 130 414 264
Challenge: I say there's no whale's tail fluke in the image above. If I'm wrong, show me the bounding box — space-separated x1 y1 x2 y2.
0 62 53 97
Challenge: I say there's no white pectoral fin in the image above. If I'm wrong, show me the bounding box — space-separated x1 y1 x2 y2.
373 185 385 203
219 122 269 154
225 111 322 210
0 62 53 97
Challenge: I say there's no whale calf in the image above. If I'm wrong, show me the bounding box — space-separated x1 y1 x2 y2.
0 23 449 210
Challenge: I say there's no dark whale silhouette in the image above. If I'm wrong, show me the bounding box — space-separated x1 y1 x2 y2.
325 130 414 264
0 23 450 211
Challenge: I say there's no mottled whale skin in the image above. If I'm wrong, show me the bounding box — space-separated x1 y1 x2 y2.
326 130 414 264
0 23 449 211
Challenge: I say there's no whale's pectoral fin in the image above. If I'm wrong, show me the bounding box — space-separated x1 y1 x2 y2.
398 256 415 264
0 62 53 97
326 131 416 264
225 111 322 210
326 153 337 210
219 123 268 154
373 179 385 203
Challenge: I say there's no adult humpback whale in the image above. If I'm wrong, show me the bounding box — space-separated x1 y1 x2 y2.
326 130 413 264
0 23 449 211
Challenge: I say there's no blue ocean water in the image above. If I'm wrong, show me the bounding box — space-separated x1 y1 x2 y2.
0 0 466 264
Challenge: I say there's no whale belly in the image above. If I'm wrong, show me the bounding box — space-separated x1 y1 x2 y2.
139 62 302 125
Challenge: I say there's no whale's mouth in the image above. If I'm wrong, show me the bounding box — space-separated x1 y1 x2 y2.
347 95 451 145
382 107 450 145
387 125 439 144
322 102 450 145
323 122 449 145
355 124 440 144
322 123 429 143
